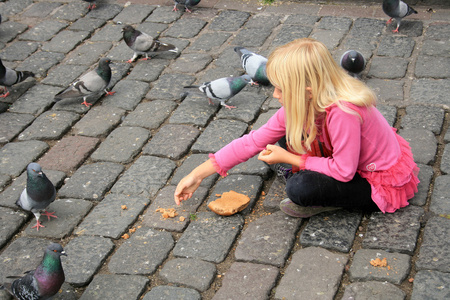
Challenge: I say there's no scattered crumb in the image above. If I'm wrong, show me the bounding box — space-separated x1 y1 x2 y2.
129 227 136 233
122 233 130 239
409 278 414 283
370 257 388 267
156 208 178 219
121 205 127 210
179 216 185 222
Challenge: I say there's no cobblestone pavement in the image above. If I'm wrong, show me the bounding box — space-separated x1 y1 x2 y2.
0 0 449 299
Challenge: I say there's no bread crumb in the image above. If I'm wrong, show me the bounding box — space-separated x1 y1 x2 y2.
370 257 388 267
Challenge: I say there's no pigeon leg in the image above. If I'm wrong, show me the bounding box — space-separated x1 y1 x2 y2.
42 210 58 221
172 4 179 11
127 53 139 63
81 98 93 107
208 98 214 105
386 18 393 24
250 81 260 86
0 87 10 98
221 101 236 109
88 4 96 10
104 90 116 96
32 219 45 231
185 7 193 13
392 27 399 33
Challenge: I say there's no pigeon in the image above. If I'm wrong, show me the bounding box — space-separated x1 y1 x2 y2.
16 163 57 231
340 50 366 78
184 75 253 109
0 58 35 98
83 0 97 10
382 0 418 33
122 25 178 63
54 58 115 107
172 0 201 13
234 47 271 86
0 243 66 300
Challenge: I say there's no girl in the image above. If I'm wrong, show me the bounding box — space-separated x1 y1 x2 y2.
174 38 419 218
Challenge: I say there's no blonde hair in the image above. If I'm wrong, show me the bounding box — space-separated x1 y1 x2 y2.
266 38 376 154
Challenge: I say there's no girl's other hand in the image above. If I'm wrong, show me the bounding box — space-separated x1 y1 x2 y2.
258 144 287 165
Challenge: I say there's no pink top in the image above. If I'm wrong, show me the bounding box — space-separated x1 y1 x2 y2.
210 102 419 213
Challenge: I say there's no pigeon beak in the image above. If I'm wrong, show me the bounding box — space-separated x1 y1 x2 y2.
351 58 356 63
61 250 67 256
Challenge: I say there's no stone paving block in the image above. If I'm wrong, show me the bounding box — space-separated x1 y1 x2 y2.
213 47 244 69
231 27 272 47
2 0 33 16
41 64 89 87
415 55 450 79
142 286 200 300
317 16 352 31
0 112 34 145
22 2 62 18
0 174 10 192
272 25 313 47
142 124 199 159
212 261 279 300
169 94 218 127
136 22 168 38
58 162 124 201
188 32 231 52
208 174 263 215
400 128 436 165
8 84 62 115
424 23 450 40
410 79 450 106
90 23 123 42
109 227 174 275
23 198 93 239
91 126 150 163
386 20 423 37
0 169 65 209
342 281 406 300
38 135 100 173
142 185 207 232
441 145 450 174
0 22 29 44
416 216 450 272
409 163 433 206
144 6 181 24
192 119 248 153
52 2 90 22
275 247 347 300
19 20 68 42
0 140 48 177
338 37 377 62
251 108 278 130
111 155 175 198
216 91 267 123
284 14 319 26
209 10 250 31
368 56 409 79
349 249 410 285
68 17 107 32
108 62 132 88
402 105 445 135
421 39 450 57
173 211 244 263
16 51 65 77
18 110 80 141
85 3 123 20
63 235 114 287
169 53 212 74
170 153 219 188
64 41 112 65
79 274 148 300
0 237 51 283
123 100 177 129
348 18 385 39
73 106 126 138
430 175 450 215
159 258 216 292
363 205 423 255
107 42 134 62
411 270 450 300
126 59 168 82
75 193 149 239
263 177 286 212
146 73 195 101
113 4 155 24
300 209 362 253
41 30 90 53
310 29 346 50
0 207 27 249
378 35 415 58
228 155 271 179
0 41 40 62
235 211 301 267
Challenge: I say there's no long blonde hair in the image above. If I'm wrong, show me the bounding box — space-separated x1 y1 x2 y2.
266 38 376 154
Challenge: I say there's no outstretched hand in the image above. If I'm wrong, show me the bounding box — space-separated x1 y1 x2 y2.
174 174 202 205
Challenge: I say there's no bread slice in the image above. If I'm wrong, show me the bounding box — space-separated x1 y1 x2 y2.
208 190 250 216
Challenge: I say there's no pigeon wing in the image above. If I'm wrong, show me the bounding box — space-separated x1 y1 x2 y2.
203 78 232 100
55 70 106 100
133 31 157 53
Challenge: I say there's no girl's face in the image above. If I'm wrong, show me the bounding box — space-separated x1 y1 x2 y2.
273 87 283 106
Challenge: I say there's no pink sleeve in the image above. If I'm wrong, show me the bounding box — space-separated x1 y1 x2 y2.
211 107 287 175
304 106 361 182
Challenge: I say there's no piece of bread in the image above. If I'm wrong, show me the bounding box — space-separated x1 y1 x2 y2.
208 190 250 216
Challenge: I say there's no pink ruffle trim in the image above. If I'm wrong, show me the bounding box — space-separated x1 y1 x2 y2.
358 131 420 213
209 153 228 177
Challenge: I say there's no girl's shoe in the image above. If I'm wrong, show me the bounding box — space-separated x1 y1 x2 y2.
279 198 341 218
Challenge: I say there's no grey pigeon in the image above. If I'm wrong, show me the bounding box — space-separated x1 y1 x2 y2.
16 163 57 231
234 47 270 86
340 50 366 78
83 0 96 10
122 25 178 63
0 57 34 98
54 58 115 107
184 75 253 109
172 0 201 13
0 243 66 300
382 0 417 33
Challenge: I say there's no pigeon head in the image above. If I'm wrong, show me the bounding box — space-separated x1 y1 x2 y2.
121 25 135 33
241 74 253 84
46 243 67 257
27 163 43 178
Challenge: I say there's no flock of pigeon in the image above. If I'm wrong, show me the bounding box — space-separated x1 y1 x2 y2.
0 0 418 298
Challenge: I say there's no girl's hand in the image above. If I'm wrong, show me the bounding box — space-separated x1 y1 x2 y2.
258 144 289 165
174 174 202 205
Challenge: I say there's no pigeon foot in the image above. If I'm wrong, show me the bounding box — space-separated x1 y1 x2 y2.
386 18 393 24
0 91 10 98
81 100 93 107
172 6 179 11
105 91 116 96
32 220 45 231
224 104 236 109
392 27 399 33
42 211 58 221
127 59 135 63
